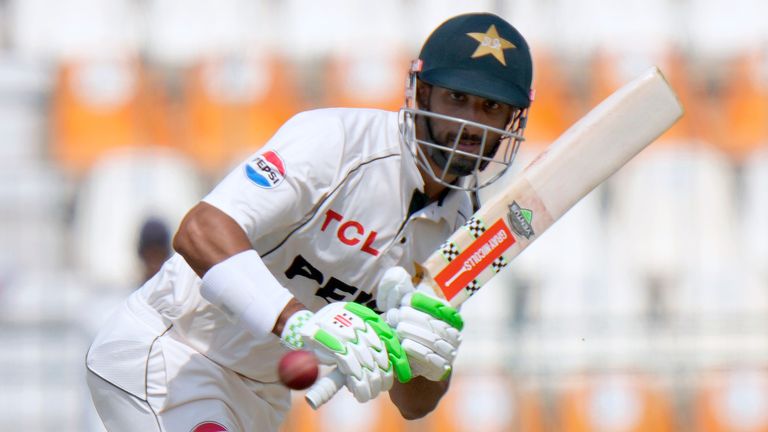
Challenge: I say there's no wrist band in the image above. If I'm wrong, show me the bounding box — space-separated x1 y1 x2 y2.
201 250 294 338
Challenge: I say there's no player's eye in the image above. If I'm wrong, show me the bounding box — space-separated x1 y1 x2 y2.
484 100 501 110
449 92 467 102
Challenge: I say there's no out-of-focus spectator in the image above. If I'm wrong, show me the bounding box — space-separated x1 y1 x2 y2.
137 217 171 283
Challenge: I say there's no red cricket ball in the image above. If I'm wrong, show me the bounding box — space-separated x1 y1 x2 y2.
278 350 319 390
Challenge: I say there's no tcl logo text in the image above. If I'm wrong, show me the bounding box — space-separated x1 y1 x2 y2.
321 209 380 256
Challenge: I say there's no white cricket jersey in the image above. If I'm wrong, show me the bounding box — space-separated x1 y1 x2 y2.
135 108 472 382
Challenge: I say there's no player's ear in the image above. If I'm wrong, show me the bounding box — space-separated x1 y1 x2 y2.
416 80 432 110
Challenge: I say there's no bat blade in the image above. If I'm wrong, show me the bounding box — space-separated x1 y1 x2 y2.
304 66 683 409
420 66 684 307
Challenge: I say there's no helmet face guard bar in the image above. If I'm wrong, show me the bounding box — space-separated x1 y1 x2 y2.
399 107 526 191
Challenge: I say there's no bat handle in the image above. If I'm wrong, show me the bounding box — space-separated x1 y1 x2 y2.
305 368 344 410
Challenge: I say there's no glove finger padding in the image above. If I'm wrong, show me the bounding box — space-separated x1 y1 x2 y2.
395 320 459 361
376 266 465 382
347 364 393 403
401 339 453 381
285 302 411 403
386 307 461 355
385 301 461 381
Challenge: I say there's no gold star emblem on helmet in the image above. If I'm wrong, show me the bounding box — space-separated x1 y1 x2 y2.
466 24 516 66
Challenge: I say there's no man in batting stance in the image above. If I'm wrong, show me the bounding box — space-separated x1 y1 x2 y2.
86 12 534 431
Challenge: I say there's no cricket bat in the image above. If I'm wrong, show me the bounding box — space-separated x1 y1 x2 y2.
303 66 683 408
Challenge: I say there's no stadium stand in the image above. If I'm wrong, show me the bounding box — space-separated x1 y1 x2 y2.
2 1 768 430
179 54 303 175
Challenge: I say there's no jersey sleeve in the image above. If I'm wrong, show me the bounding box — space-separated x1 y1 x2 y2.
203 110 346 246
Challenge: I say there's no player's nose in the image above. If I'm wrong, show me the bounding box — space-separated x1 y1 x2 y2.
456 121 485 143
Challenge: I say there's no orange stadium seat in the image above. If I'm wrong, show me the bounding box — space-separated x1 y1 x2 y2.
51 58 173 174
668 50 768 158
178 55 304 175
718 54 768 160
281 387 409 432
522 52 582 150
655 50 699 145
557 373 675 432
281 372 544 432
693 369 768 432
280 393 320 432
586 51 622 107
428 372 545 432
323 52 409 112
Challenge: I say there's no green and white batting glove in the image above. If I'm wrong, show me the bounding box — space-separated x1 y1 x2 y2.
280 302 412 403
377 266 464 382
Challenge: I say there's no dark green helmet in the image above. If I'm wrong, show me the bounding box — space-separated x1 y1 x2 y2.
417 13 533 108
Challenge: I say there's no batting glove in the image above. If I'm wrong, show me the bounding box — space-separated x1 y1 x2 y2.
280 302 412 403
377 266 464 381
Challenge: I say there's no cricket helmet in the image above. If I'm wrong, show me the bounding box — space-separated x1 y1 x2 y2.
401 13 534 191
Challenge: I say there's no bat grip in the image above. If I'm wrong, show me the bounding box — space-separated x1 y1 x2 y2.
305 368 344 410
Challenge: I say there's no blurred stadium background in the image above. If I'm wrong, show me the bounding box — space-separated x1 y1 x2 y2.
1 0 768 430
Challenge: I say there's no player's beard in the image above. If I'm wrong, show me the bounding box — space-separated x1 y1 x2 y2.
424 117 497 177
426 144 475 177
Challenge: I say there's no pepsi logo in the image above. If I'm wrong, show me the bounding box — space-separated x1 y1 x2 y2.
191 421 228 432
245 150 286 189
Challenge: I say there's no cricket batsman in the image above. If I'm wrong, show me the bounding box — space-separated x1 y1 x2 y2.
86 12 533 431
